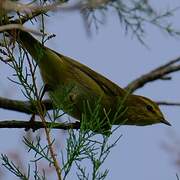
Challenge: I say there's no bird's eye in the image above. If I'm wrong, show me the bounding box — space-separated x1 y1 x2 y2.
146 105 154 112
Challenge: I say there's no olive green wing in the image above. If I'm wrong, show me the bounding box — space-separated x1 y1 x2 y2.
53 51 126 97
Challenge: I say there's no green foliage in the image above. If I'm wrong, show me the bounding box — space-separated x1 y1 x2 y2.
62 129 122 180
1 154 30 180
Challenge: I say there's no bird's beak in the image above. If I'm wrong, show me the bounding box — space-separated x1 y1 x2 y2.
160 119 171 126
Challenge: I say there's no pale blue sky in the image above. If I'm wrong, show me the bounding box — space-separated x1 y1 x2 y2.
0 0 180 179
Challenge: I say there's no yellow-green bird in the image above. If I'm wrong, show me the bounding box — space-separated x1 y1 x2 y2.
10 30 171 134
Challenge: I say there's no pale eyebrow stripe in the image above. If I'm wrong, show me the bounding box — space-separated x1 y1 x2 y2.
139 96 154 107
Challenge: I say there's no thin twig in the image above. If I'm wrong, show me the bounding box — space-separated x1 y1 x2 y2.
37 104 62 180
156 101 180 106
24 37 62 179
125 57 180 93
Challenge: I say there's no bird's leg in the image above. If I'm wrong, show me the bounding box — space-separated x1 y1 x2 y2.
25 112 36 132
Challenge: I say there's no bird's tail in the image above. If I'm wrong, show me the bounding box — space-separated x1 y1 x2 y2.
8 29 46 63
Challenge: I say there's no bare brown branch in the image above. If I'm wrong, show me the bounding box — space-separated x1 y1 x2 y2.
0 120 80 130
0 97 52 114
125 57 180 93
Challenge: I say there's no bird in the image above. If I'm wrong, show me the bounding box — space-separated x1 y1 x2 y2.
9 29 171 134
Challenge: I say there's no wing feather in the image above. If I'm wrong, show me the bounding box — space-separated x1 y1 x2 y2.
53 51 126 96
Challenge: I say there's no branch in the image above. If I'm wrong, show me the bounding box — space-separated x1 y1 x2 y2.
0 120 80 130
156 101 180 106
0 24 43 35
125 57 180 93
0 97 52 114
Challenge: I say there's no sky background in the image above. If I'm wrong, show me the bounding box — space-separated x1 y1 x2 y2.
0 0 180 179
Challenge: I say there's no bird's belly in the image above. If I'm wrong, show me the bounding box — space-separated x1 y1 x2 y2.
50 83 115 118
